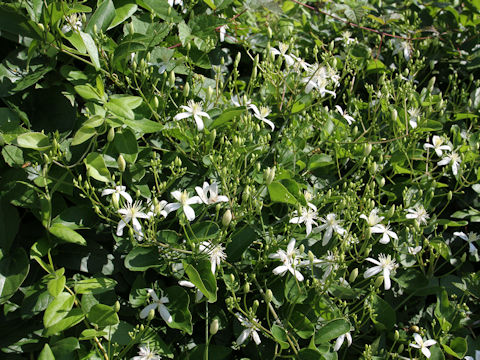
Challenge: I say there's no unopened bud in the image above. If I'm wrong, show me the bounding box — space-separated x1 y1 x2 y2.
210 319 219 335
394 330 399 341
128 22 134 35
114 301 120 312
153 96 159 109
183 82 190 97
391 109 398 122
222 209 232 227
252 300 259 312
387 204 395 218
447 191 453 201
265 289 273 303
147 309 155 321
265 167 275 185
93 24 98 34
169 71 175 87
117 154 126 172
349 268 359 283
107 127 115 142
298 244 305 254
308 250 315 264
374 276 384 288
244 282 250 293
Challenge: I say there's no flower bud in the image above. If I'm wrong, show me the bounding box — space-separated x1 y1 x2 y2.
308 250 315 264
210 319 219 335
447 191 452 201
222 209 232 227
183 82 190 97
252 300 259 312
267 26 273 38
107 127 115 142
265 289 273 303
169 71 175 87
349 268 358 283
374 276 384 288
387 204 395 218
298 244 305 254
265 167 275 185
38 23 45 32
154 96 159 109
117 154 126 172
364 143 372 157
128 22 134 35
114 301 120 312
391 109 398 122
147 309 155 321
244 282 250 293
394 330 399 341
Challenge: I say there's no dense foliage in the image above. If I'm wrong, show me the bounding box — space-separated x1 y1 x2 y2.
0 0 480 359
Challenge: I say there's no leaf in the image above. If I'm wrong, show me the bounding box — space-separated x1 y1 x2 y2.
108 0 138 29
84 152 111 182
284 275 307 304
165 286 193 334
0 201 20 252
442 337 467 359
51 337 80 360
71 126 97 146
38 344 55 360
0 247 30 304
124 247 161 271
314 319 350 344
85 0 116 34
298 349 323 360
106 98 135 119
2 144 23 166
87 304 119 327
74 84 102 101
79 31 100 70
211 107 245 128
108 118 163 134
226 225 256 262
183 259 217 302
113 128 138 163
369 295 396 331
16 132 51 151
268 181 298 205
138 0 182 22
48 276 66 298
178 21 191 46
271 324 289 349
49 224 87 246
43 292 75 328
309 154 333 170
74 277 118 295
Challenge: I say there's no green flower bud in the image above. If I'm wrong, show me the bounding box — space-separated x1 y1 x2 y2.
364 143 372 157
147 309 155 321
252 300 259 312
447 191 453 201
387 204 395 218
244 282 250 293
107 127 115 142
265 167 275 185
398 344 404 353
114 301 120 312
183 82 190 97
374 276 384 288
267 26 273 38
128 22 134 35
265 289 273 303
169 71 175 87
38 23 45 32
308 250 315 264
349 268 358 283
210 319 219 335
117 154 126 172
394 330 399 341
299 244 305 254
391 109 398 122
222 209 232 227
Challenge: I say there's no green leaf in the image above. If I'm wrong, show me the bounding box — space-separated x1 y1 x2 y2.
442 337 467 359
0 5 42 41
298 349 323 360
268 181 298 205
0 201 19 252
108 0 138 29
369 295 396 331
49 224 87 246
290 309 315 339
165 286 193 334
203 0 217 9
211 107 245 128
139 0 182 22
108 117 163 134
79 31 100 69
183 259 217 302
113 128 138 163
187 221 220 241
74 277 118 295
44 308 85 336
74 84 102 101
16 132 51 151
43 292 75 328
87 304 119 327
71 126 97 146
314 319 350 344
85 0 116 34
435 289 455 332
106 98 135 119
84 152 111 182
2 144 24 166
430 239 451 260
48 276 66 298
226 225 256 262
125 247 161 271
38 344 55 360
51 337 80 360
309 154 333 170
0 247 30 304
284 275 307 304
271 324 289 349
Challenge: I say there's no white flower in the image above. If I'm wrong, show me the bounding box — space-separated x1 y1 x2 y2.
360 209 384 228
102 185 133 204
219 25 228 42
270 43 295 66
61 14 83 33
364 254 397 290
392 39 411 61
249 104 275 130
371 223 398 244
314 214 346 246
147 199 168 218
199 241 227 274
231 95 252 108
178 280 204 302
406 205 430 225
335 105 355 125
333 330 352 351
407 108 421 129
289 203 318 236
409 333 436 358
195 182 229 205
117 201 150 240
131 344 161 360
269 238 305 281
438 151 461 175
334 31 356 45
140 289 172 324
408 245 422 255
173 100 210 131
168 0 183 6
454 231 479 255
464 350 480 360
164 190 202 222
423 136 452 157
290 54 312 72
236 313 261 345
302 64 338 97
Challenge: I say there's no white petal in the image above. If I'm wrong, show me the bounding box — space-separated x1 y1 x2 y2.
262 118 275 130
379 233 390 244
171 191 182 201
334 334 345 351
422 347 431 358
322 227 333 246
236 329 250 345
423 340 436 347
120 192 133 203
101 189 115 196
364 266 381 279
186 196 202 205
252 330 261 345
116 220 127 236
164 203 181 213
365 257 381 266
139 303 157 319
183 205 196 221
193 115 205 131
159 304 173 323
383 269 391 290
272 265 289 276
174 112 192 121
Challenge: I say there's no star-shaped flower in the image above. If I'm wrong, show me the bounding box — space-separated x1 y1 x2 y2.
102 185 132 204
199 241 227 274
132 344 161 360
371 223 398 244
406 205 430 225
289 203 318 236
363 254 398 290
270 42 294 66
140 289 172 324
236 313 261 345
423 136 452 157
409 333 436 358
117 200 150 240
335 105 355 125
178 280 204 302
164 190 202 222
195 182 229 205
360 209 384 228
453 231 479 255
249 104 275 130
302 65 338 97
269 238 305 281
173 100 210 131
438 151 461 175
314 214 346 246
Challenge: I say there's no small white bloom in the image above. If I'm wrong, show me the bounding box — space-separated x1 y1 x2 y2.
269 238 305 281
231 94 251 108
409 333 436 358
236 313 261 345
117 200 150 240
364 254 397 290
199 241 227 274
61 14 83 33
195 182 229 205
140 289 172 324
407 108 421 129
178 280 204 302
423 136 452 157
102 185 133 204
131 344 161 360
333 330 353 351
406 205 430 225
147 199 168 218
371 223 398 244
334 31 356 45
289 203 318 236
164 190 202 222
438 151 462 175
219 25 228 42
270 43 295 66
360 209 384 228
173 100 210 131
335 105 355 125
249 104 275 130
454 231 479 255
392 39 411 61
314 214 346 246
168 0 183 6
408 245 422 255
302 64 338 97
290 54 312 72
